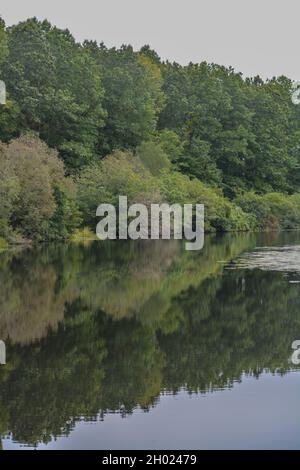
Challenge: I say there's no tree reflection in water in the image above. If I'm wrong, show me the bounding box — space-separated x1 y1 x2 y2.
0 232 300 446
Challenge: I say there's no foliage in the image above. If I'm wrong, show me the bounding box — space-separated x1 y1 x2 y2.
0 135 79 240
137 140 170 175
158 170 254 231
159 63 299 196
77 150 161 226
236 191 300 230
69 227 97 243
0 17 8 66
2 18 105 170
0 237 7 250
1 17 300 241
84 42 164 155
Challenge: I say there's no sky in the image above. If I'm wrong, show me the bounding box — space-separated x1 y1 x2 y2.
1 0 300 80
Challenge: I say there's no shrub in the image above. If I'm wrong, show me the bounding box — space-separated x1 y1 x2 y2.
158 170 253 232
236 191 300 231
77 150 162 227
0 135 79 240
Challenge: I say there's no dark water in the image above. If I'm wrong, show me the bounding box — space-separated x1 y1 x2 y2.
0 232 300 450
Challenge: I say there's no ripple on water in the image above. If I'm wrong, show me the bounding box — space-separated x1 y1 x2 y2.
225 245 300 282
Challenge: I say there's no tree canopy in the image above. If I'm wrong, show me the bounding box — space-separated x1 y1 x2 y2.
1 17 300 241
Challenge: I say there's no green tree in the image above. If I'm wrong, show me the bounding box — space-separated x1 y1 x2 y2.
0 135 79 239
0 17 8 66
84 42 165 154
137 140 170 176
77 150 161 227
2 18 105 171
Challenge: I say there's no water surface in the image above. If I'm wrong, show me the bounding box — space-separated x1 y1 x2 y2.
0 232 300 449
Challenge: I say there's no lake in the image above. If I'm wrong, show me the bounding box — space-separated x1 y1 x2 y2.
0 232 300 450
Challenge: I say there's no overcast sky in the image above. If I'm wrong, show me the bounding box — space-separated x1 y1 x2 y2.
1 0 300 80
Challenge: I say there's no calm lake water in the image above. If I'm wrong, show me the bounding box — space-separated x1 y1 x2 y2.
0 232 300 450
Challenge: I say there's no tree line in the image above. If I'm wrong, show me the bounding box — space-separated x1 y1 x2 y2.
1 17 300 243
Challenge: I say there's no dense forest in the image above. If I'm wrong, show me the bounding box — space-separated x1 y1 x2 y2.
1 17 300 244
